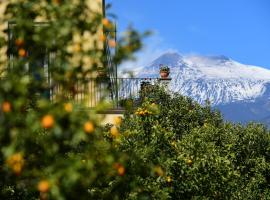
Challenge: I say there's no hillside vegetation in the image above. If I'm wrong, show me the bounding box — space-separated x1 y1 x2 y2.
115 85 270 199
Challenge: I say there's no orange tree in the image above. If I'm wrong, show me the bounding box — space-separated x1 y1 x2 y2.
117 86 270 199
0 0 150 199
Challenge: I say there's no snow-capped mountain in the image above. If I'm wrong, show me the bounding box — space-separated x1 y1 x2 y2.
137 52 270 124
138 52 270 105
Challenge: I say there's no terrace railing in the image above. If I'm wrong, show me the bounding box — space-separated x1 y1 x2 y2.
51 78 159 109
116 78 158 103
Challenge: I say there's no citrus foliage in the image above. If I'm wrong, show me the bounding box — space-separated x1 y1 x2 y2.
118 86 270 199
0 1 147 199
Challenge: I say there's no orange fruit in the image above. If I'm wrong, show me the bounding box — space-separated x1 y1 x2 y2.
15 38 24 47
6 153 24 166
84 121 94 134
99 34 106 42
110 126 119 137
108 39 116 48
38 180 50 193
12 163 23 175
64 103 73 112
2 101 11 113
102 18 111 27
18 48 27 57
41 115 55 129
6 153 24 175
117 165 125 176
113 116 122 126
113 163 125 176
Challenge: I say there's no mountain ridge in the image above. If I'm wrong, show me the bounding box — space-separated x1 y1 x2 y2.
137 52 270 124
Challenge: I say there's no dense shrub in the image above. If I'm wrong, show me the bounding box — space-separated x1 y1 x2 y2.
118 86 270 199
0 1 148 199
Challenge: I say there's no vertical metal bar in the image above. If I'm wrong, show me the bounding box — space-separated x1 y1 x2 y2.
7 22 10 71
115 24 119 107
90 79 92 107
102 0 106 16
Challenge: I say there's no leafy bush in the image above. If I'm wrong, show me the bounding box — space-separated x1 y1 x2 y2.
0 1 148 199
118 86 270 199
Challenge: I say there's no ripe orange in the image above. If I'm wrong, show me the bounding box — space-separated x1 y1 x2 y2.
117 165 125 176
84 121 94 134
64 103 73 112
2 101 11 113
108 39 116 48
15 38 24 47
6 153 24 175
113 116 122 126
38 180 50 193
6 153 24 165
99 34 106 42
41 115 55 129
102 18 111 27
12 163 23 175
110 126 119 137
18 49 27 57
113 163 125 176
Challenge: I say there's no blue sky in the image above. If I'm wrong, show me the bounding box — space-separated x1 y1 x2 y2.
108 0 270 69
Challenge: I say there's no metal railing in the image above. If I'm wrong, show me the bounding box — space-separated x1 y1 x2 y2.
51 78 159 108
7 22 158 109
116 78 158 100
104 32 118 106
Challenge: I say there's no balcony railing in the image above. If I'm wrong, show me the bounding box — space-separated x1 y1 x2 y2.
116 78 158 101
51 78 159 109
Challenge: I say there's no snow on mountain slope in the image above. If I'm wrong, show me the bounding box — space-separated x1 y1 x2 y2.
183 55 270 80
138 52 270 105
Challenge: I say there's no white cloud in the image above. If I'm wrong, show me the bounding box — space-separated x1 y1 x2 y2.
118 31 177 77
